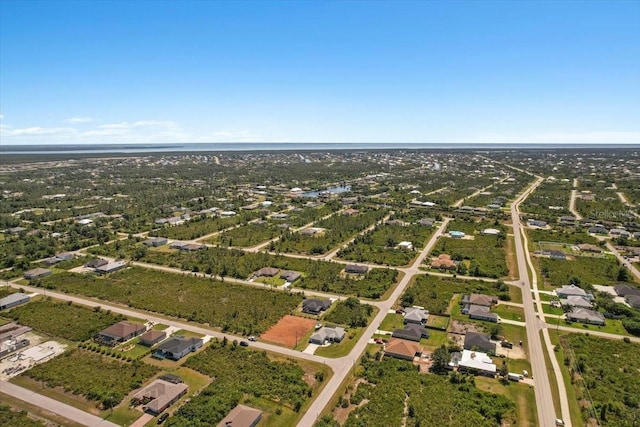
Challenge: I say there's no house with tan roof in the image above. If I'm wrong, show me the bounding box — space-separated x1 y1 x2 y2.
384 338 423 361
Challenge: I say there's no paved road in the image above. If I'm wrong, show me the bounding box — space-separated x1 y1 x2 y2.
604 241 640 281
511 177 566 427
295 218 451 426
0 380 120 427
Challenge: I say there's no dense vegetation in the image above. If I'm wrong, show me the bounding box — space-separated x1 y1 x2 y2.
561 334 640 426
213 222 284 247
36 268 302 334
168 339 313 426
526 227 599 245
0 405 44 427
337 223 434 266
25 349 158 409
341 355 515 427
324 297 374 327
89 242 398 298
4 298 124 341
539 256 630 287
150 211 262 240
402 275 509 314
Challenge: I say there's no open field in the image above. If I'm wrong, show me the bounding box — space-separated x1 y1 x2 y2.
261 315 317 348
539 256 632 287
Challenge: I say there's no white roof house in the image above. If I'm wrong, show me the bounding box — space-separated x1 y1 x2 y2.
457 350 497 376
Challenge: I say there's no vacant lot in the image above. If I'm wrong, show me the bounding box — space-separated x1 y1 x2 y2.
539 256 630 287
261 315 317 348
4 298 124 342
37 268 302 335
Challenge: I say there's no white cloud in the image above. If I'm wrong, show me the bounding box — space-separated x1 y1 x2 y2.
470 131 640 144
0 114 4 120
0 126 77 137
64 116 94 124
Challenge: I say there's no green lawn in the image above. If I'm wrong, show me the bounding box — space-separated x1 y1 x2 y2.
314 324 371 358
378 313 404 332
554 317 629 336
421 329 449 351
493 304 525 322
541 304 565 316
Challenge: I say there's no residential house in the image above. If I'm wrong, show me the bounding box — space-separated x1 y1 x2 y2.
217 404 263 427
403 306 429 325
456 350 497 377
528 219 548 228
463 332 496 354
154 336 204 360
254 267 279 277
625 295 640 309
419 218 435 227
610 228 632 238
449 231 465 238
23 268 52 280
588 226 608 235
0 293 30 311
96 321 146 346
391 324 429 342
132 379 188 415
85 258 108 269
482 228 501 235
138 330 167 347
397 241 413 250
345 264 368 274
577 243 602 253
95 261 127 275
280 271 301 283
309 326 345 345
384 338 423 361
302 299 332 315
559 216 576 225
556 284 594 301
566 308 605 326
143 237 168 247
430 254 457 270
614 284 640 297
462 294 498 307
544 249 566 260
560 295 593 309
466 305 499 323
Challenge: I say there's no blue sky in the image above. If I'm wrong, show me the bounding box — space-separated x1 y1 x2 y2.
1 0 639 145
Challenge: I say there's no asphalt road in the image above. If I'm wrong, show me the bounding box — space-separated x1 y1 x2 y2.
0 380 120 427
511 177 568 427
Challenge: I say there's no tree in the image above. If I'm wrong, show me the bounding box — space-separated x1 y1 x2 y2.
499 360 508 377
431 345 450 373
488 324 503 340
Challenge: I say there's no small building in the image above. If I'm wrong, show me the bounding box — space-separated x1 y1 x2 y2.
384 338 423 361
23 268 52 280
559 216 576 224
0 293 30 311
391 324 429 342
419 218 435 227
567 308 605 326
95 261 127 275
576 243 602 253
132 379 188 415
588 226 608 235
138 330 167 347
449 231 465 238
154 336 203 360
280 271 301 283
143 237 168 247
528 219 547 228
615 284 640 297
302 299 332 315
403 307 429 325
463 332 496 354
626 295 640 309
95 321 146 346
610 228 631 237
254 267 279 277
345 264 368 274
482 228 501 235
217 404 263 427
85 258 108 269
55 252 74 261
544 249 566 260
456 350 497 377
309 326 345 345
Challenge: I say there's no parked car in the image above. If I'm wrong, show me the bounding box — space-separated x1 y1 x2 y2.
157 413 169 424
248 336 257 342
315 323 323 330
240 341 249 347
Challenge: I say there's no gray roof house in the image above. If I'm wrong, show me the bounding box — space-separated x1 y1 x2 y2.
85 258 108 269
95 261 127 275
614 284 640 297
403 307 429 325
143 237 168 247
466 305 499 323
556 284 594 301
96 321 146 346
345 264 368 274
391 324 429 342
626 294 640 309
309 326 345 345
567 308 605 326
0 293 30 311
154 336 204 360
280 271 301 282
560 295 593 309
217 404 263 427
132 379 188 415
24 268 52 280
463 332 496 354
302 299 332 315
461 294 497 307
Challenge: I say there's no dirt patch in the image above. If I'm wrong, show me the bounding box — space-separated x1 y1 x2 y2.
505 235 518 280
261 315 316 348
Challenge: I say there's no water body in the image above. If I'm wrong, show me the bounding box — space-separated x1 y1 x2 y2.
2 142 638 155
302 185 351 198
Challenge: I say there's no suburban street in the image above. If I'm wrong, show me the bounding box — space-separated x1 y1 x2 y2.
510 176 568 427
